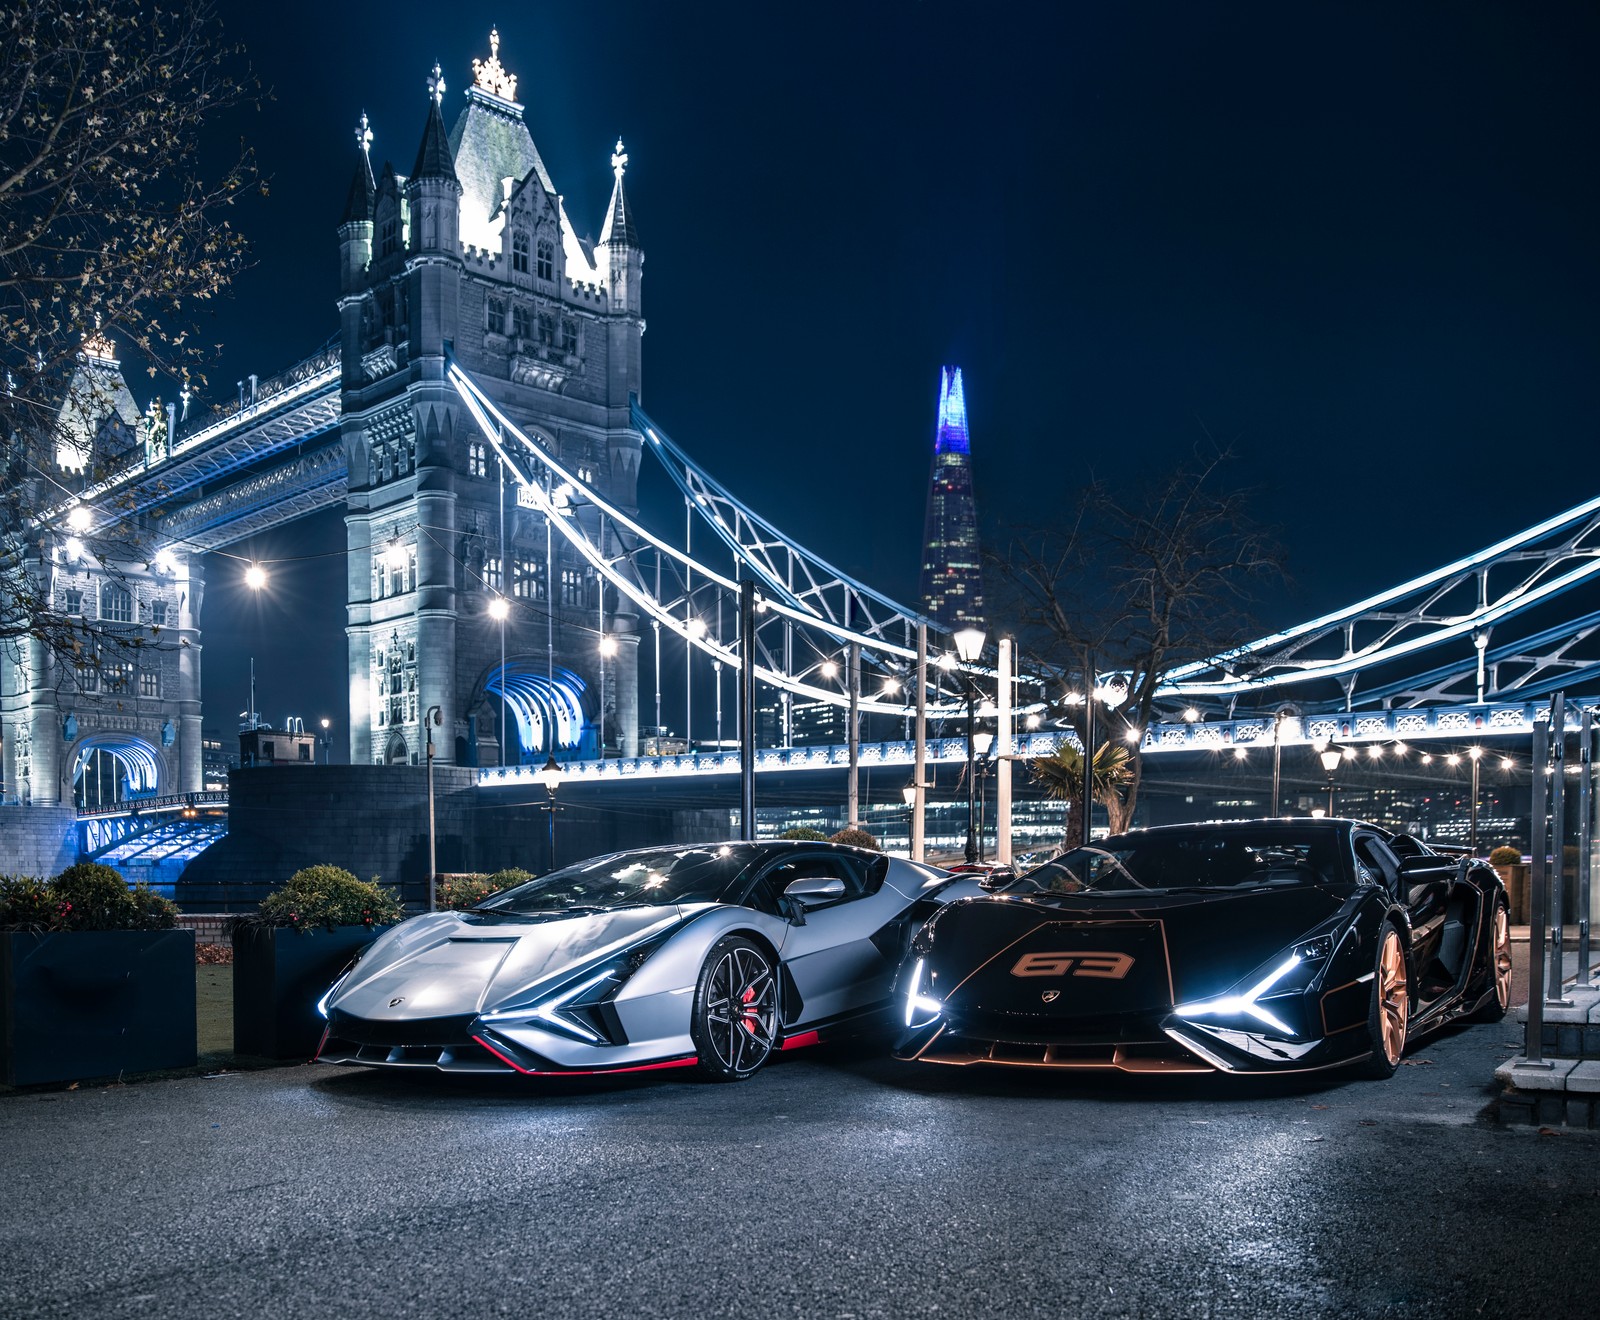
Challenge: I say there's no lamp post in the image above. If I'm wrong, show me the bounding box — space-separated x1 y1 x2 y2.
1468 745 1483 854
953 626 987 864
599 634 618 760
1319 745 1342 816
534 752 563 871
319 717 331 765
488 596 509 764
901 781 918 853
972 730 995 862
425 705 442 912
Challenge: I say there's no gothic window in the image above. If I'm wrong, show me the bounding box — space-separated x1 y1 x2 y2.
512 230 530 274
536 239 554 282
561 318 578 355
469 442 488 478
484 556 502 592
514 556 545 600
61 587 83 616
537 312 557 347
576 463 595 486
388 546 417 597
140 669 160 698
486 297 505 334
79 663 98 694
388 648 405 729
150 599 168 627
380 215 398 257
100 582 133 623
512 304 532 340
103 660 134 693
560 566 584 607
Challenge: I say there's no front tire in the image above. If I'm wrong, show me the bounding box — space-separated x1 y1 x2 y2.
1472 900 1513 1023
1356 921 1410 1079
690 936 779 1082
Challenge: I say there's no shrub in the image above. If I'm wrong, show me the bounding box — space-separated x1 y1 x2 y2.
779 827 829 842
256 865 403 932
0 876 62 931
436 869 531 911
0 867 177 932
1488 846 1522 868
830 827 881 852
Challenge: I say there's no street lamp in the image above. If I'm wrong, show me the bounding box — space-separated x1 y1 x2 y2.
972 729 995 862
425 705 442 912
1319 745 1342 816
319 717 331 765
952 627 987 863
534 752 563 870
245 562 267 591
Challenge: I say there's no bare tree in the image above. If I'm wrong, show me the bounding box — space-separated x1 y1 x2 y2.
993 443 1282 834
0 0 258 672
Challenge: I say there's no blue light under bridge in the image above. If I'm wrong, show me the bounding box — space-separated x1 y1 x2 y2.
484 662 597 762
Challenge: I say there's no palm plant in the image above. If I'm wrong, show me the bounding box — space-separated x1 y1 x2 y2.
1030 741 1136 839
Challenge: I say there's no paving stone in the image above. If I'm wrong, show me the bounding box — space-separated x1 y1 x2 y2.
1565 1061 1600 1094
1494 1055 1577 1090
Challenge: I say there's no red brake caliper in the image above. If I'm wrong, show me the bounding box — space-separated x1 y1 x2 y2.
739 984 761 1036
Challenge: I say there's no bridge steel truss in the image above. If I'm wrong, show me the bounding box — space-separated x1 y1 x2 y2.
1161 493 1600 715
447 358 1004 723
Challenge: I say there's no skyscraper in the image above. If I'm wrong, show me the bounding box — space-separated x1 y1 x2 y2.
918 366 984 629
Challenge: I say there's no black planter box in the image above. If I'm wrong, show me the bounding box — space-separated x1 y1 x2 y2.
233 924 385 1059
1 930 197 1087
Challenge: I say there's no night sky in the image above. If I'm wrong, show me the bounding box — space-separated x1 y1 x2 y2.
182 3 1599 748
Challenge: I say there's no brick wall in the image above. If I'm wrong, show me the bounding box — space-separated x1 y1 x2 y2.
0 804 79 877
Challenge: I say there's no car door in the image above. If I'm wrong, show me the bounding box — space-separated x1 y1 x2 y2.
758 852 904 1025
1356 830 1449 1009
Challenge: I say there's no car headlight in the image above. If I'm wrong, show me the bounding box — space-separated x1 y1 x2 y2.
1175 954 1301 1037
1292 935 1335 962
316 952 366 1019
902 957 943 1029
477 932 670 1044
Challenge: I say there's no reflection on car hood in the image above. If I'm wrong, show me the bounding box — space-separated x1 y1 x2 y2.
328 904 695 1022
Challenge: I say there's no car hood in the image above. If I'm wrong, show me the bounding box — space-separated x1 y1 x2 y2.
923 885 1351 1009
328 904 696 1022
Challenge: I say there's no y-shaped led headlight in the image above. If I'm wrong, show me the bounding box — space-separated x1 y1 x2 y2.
1175 954 1301 1037
903 958 943 1028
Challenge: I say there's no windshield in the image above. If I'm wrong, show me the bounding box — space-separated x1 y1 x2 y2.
1015 827 1342 895
476 845 753 914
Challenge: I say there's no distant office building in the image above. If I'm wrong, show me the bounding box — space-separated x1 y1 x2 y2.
918 366 984 629
790 699 845 747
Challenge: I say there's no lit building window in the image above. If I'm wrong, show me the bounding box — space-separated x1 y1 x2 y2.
560 566 584 607
140 670 160 698
537 239 554 282
100 582 133 623
576 464 595 486
103 661 134 693
469 442 488 478
513 304 532 340
514 556 545 600
150 599 168 627
61 587 83 616
484 556 502 592
512 230 530 274
561 318 578 355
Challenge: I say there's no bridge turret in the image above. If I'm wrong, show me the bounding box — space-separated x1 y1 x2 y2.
338 112 376 295
406 65 462 258
599 138 643 317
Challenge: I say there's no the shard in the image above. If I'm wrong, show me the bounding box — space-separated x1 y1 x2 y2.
918 366 984 629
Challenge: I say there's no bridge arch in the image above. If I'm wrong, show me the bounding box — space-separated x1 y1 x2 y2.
70 733 164 810
481 661 596 763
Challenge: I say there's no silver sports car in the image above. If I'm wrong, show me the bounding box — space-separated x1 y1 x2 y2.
316 841 979 1081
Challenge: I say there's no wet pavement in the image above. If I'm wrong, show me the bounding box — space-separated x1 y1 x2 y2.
1 1014 1595 1318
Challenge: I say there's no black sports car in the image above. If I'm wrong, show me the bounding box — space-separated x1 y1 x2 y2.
894 818 1512 1078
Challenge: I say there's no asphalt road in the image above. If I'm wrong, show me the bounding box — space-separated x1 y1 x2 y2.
2 1018 1596 1319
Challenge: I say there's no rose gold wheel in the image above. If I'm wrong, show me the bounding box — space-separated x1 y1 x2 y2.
1474 900 1513 1022
1357 921 1410 1079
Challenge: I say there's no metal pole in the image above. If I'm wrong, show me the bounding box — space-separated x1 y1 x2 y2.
1550 694 1569 1000
1271 713 1283 815
738 580 756 840
964 676 978 864
1469 752 1480 854
426 705 439 912
685 501 693 750
997 638 1013 866
546 789 556 869
1080 650 1096 849
498 448 507 765
847 641 860 827
1579 706 1594 989
913 622 927 863
598 562 606 762
1527 713 1549 1063
545 487 554 688
652 619 661 740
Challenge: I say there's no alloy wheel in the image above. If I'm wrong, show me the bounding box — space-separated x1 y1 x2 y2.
702 944 777 1076
1378 929 1409 1066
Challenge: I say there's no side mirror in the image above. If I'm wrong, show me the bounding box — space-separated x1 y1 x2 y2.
978 868 1015 892
783 876 846 906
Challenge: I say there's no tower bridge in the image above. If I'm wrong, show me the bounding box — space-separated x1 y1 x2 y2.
4 32 1599 878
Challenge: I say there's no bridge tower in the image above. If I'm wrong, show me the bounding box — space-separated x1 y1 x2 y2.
339 33 644 767
0 332 205 810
